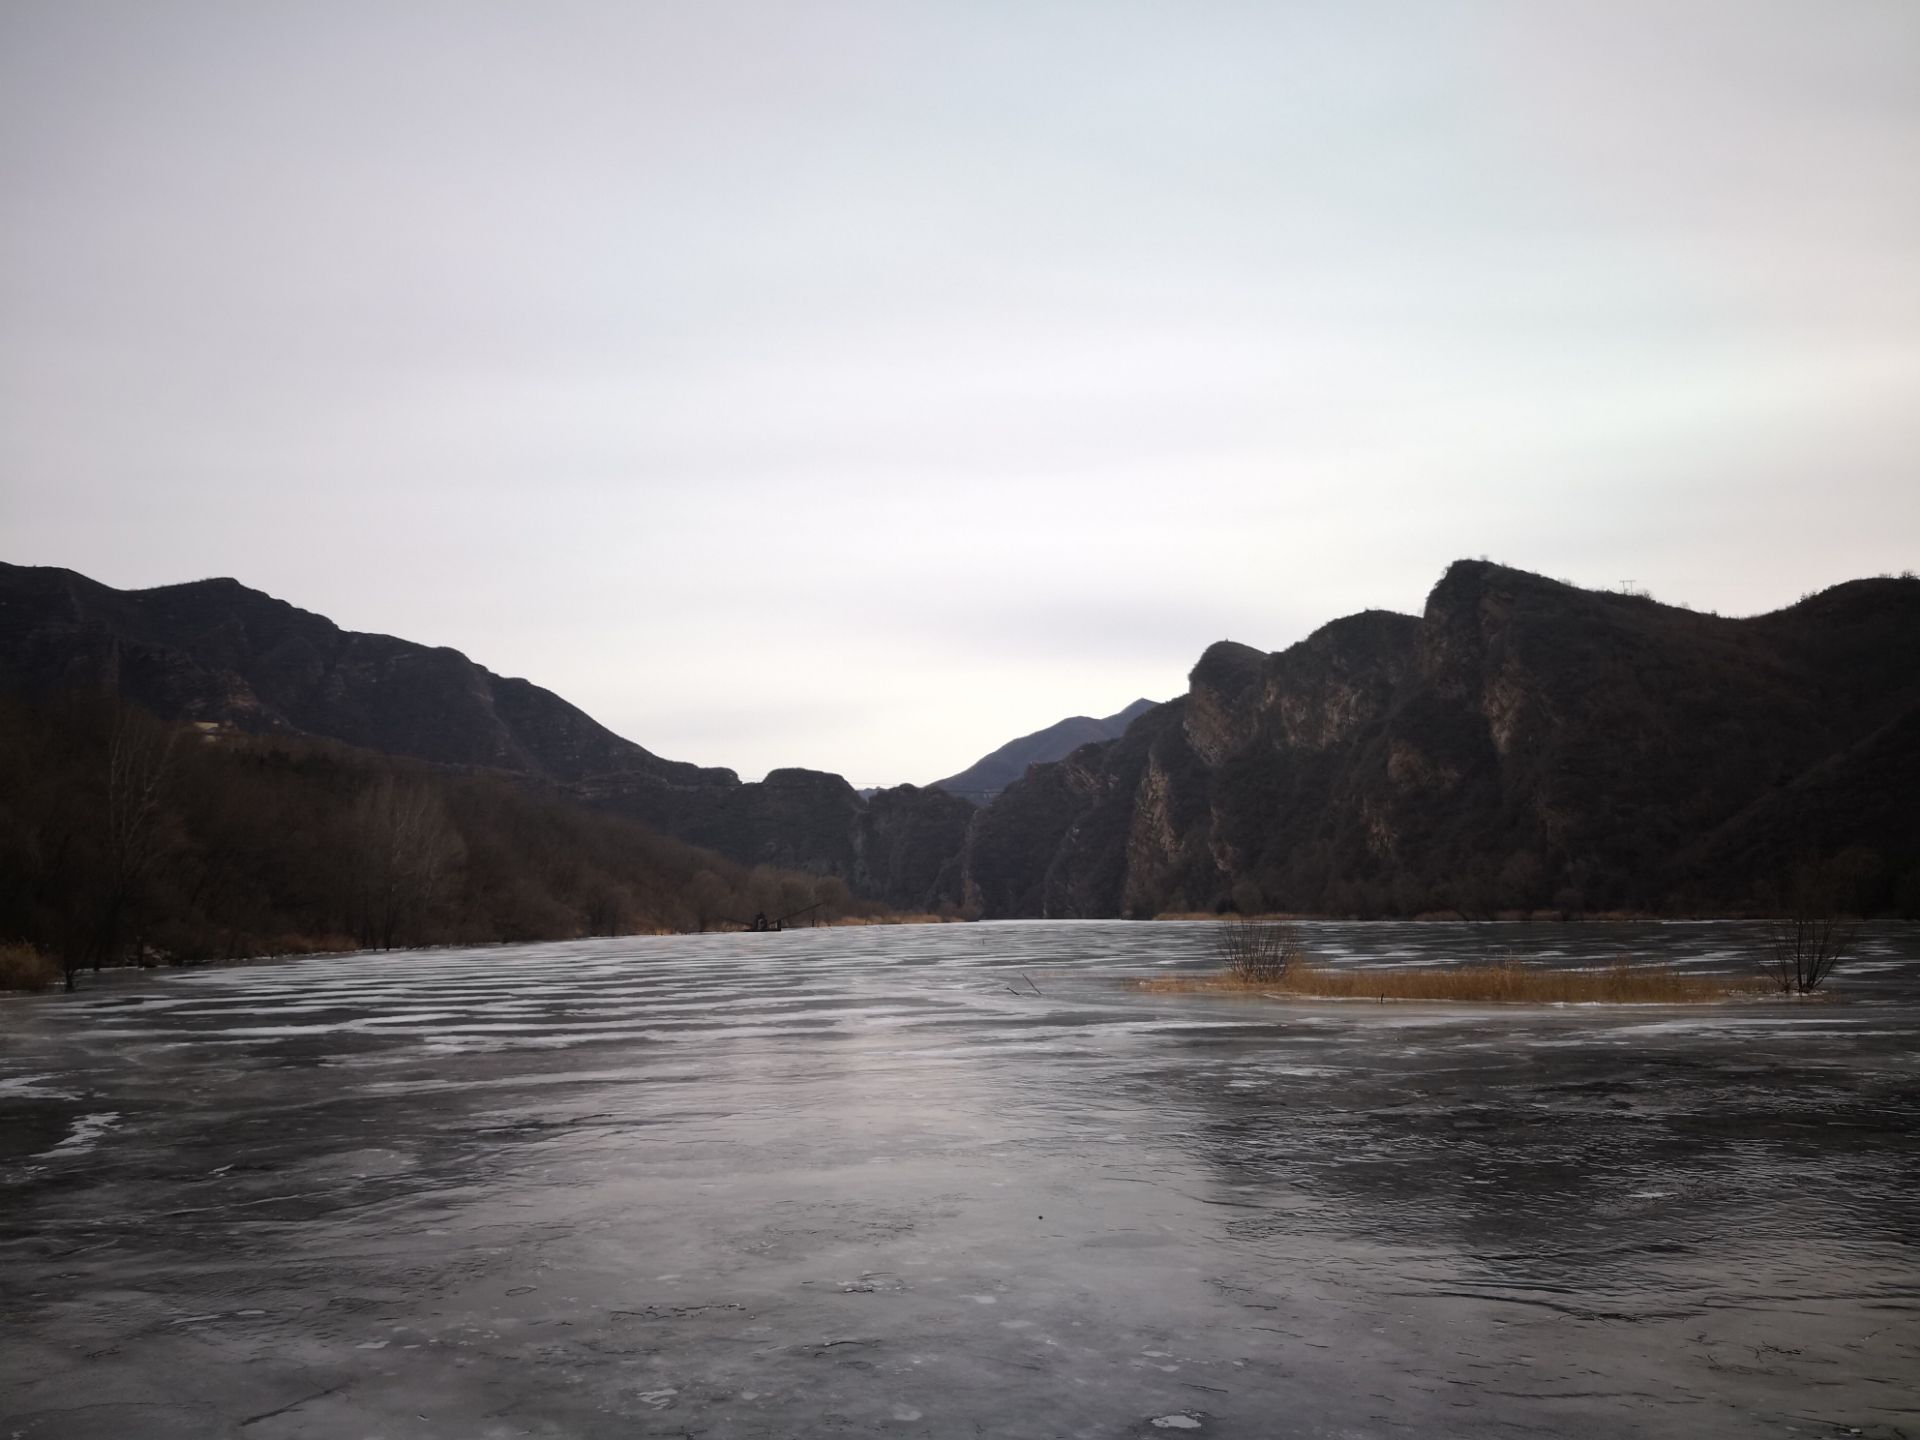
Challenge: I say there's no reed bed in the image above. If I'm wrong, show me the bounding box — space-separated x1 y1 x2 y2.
1137 957 1767 1004
0 943 60 992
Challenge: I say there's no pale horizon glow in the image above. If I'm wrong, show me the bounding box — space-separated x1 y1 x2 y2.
4 2 1916 784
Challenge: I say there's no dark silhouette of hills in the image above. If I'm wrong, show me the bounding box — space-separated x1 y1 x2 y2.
0 562 729 787
932 698 1159 803
578 767 973 915
0 690 904 980
956 562 1920 918
7 558 1916 921
0 562 973 912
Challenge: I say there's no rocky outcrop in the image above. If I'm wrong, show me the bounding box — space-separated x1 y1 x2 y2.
857 785 976 912
962 563 1920 917
960 740 1116 917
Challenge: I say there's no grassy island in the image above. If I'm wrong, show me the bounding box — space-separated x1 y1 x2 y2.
1136 959 1769 1004
1135 918 1776 1003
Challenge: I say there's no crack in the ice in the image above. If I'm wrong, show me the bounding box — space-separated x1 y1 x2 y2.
238 1381 350 1427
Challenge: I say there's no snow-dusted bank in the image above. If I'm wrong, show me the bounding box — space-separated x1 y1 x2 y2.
3 921 1917 1438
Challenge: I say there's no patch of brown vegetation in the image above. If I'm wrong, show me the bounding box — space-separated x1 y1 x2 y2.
1135 958 1768 1004
0 943 60 992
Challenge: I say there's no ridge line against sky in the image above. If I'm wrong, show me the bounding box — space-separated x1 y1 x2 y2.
3 1 1916 783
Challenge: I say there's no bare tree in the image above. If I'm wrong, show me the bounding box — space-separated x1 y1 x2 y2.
684 869 730 933
1764 913 1856 994
777 875 816 925
1763 863 1859 995
812 874 852 923
1214 916 1305 984
350 777 463 950
76 708 177 989
581 875 633 936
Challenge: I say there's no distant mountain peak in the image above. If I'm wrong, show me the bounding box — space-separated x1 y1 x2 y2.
931 697 1161 804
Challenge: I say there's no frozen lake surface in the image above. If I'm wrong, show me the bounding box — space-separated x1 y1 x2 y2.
3 920 1917 1438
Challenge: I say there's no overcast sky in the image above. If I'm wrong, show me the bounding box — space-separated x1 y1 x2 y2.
4 2 1916 784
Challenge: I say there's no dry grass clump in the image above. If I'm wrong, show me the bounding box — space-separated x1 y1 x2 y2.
1284 958 1764 1003
0 942 61 992
1138 956 1766 1004
262 933 360 957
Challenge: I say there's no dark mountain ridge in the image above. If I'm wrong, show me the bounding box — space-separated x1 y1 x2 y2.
0 563 730 787
0 562 973 911
956 562 1920 918
932 697 1159 803
7 558 1915 921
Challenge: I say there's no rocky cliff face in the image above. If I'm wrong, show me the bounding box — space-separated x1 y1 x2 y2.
961 562 1920 917
0 563 973 911
856 784 976 912
580 766 973 913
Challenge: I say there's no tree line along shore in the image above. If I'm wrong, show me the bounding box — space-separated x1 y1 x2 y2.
0 693 907 992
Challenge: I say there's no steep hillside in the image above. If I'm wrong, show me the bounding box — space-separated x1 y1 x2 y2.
14 558 1913 920
0 562 728 786
0 692 891 979
932 698 1158 802
581 768 974 915
0 563 973 910
960 564 1920 918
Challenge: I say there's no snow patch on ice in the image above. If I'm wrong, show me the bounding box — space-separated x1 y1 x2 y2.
49 1111 120 1155
0 1073 76 1100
